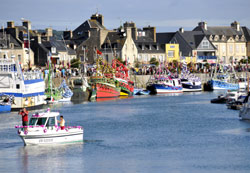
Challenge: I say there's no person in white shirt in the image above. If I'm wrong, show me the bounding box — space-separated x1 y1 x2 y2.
58 115 65 130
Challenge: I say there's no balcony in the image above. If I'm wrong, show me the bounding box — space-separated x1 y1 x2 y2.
198 56 217 60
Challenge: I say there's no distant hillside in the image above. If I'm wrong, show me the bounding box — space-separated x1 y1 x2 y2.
37 29 64 40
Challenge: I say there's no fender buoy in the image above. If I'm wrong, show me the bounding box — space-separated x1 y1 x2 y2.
44 129 47 133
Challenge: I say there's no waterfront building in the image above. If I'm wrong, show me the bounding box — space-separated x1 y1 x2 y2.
0 21 35 68
31 33 76 67
100 26 138 65
242 27 250 58
193 21 247 64
64 13 109 64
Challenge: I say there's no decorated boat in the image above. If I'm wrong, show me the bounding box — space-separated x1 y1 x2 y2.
180 62 202 92
15 108 84 145
45 58 62 104
58 79 73 102
89 58 120 99
112 59 134 96
146 65 183 94
0 58 46 110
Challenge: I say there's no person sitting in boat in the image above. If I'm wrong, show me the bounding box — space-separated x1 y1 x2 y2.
58 116 65 130
19 108 29 131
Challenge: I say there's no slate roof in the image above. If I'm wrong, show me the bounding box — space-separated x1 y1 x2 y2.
156 32 176 44
72 19 106 40
0 31 22 48
177 31 208 49
101 31 126 50
42 37 76 55
193 25 246 42
136 42 165 54
242 27 250 41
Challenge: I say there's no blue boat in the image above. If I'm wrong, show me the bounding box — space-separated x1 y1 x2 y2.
0 94 13 113
133 88 150 95
209 76 239 90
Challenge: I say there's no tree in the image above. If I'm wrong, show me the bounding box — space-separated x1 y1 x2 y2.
149 57 159 66
70 58 81 68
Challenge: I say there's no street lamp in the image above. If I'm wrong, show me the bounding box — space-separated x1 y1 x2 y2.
21 18 31 68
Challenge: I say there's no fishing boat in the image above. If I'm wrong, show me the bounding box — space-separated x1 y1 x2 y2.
207 62 239 90
208 74 239 90
89 58 120 99
112 59 134 96
15 108 84 145
146 65 183 94
0 94 14 113
180 62 202 92
0 58 46 110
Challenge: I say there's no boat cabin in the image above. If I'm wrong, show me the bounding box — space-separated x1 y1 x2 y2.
29 111 59 128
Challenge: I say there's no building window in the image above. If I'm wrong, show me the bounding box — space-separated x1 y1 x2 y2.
202 41 209 49
51 47 56 54
222 45 226 53
3 54 7 59
236 45 239 53
168 51 174 57
229 45 233 54
138 55 142 61
241 45 245 53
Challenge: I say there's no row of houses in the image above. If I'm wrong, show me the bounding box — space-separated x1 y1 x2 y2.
1 13 250 68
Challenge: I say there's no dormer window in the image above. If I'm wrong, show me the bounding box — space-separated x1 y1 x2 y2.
51 47 56 54
209 35 213 41
202 40 209 49
142 45 144 50
214 35 219 41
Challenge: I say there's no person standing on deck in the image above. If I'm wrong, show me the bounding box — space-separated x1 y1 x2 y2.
58 116 65 130
19 108 29 131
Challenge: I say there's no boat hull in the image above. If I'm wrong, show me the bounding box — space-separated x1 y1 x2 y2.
147 84 183 94
0 104 11 113
182 83 202 92
96 83 120 98
19 129 84 145
210 80 239 90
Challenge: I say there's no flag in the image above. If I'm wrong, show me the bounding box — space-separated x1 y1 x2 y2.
96 49 102 55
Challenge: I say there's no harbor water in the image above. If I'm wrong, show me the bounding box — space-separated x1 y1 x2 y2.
1 92 250 172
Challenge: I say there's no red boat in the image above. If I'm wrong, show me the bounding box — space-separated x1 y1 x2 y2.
92 77 120 98
112 59 134 96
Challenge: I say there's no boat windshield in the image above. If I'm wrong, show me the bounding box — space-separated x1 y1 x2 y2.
46 117 56 127
29 118 38 126
36 118 47 126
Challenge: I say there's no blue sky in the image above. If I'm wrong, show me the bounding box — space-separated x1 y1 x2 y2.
1 0 249 32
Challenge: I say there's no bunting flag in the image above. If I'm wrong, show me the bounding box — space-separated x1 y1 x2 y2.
96 49 102 55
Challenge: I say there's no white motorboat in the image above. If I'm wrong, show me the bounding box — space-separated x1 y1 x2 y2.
15 108 84 145
239 93 250 120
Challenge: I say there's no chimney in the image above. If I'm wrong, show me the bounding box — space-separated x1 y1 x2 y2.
91 13 104 26
231 21 240 31
179 27 184 33
46 28 53 37
143 26 156 42
125 27 132 40
124 22 137 40
7 21 14 28
22 20 31 30
198 22 207 30
36 34 41 44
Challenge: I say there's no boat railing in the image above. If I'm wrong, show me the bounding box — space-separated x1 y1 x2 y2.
23 72 43 80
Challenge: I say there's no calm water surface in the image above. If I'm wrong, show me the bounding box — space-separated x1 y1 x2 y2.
1 92 250 173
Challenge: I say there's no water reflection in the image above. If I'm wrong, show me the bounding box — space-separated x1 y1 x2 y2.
18 144 84 172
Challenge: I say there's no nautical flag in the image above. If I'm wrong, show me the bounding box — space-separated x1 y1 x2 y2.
96 49 102 55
